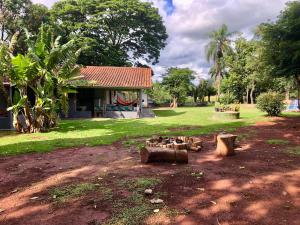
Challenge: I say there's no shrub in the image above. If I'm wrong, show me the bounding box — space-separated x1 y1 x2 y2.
215 101 240 112
256 92 285 116
220 92 235 105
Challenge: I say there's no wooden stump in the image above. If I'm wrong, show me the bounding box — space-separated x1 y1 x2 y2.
140 147 188 164
216 134 237 156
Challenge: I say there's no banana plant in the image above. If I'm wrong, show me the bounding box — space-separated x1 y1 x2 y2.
4 25 81 133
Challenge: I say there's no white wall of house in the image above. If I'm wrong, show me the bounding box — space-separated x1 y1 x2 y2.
142 92 149 107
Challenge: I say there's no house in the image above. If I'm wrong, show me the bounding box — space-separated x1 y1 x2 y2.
0 66 154 130
68 66 153 119
0 81 13 130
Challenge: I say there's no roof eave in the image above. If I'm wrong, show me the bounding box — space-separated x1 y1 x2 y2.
76 85 152 90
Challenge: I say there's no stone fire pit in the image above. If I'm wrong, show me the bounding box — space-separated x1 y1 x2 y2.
146 136 203 152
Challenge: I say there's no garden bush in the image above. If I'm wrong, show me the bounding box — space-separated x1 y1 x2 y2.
256 92 285 116
220 92 235 105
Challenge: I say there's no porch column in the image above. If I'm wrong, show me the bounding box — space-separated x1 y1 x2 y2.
105 90 110 104
8 86 13 129
139 89 143 113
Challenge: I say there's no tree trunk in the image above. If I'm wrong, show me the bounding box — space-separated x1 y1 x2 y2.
216 134 237 157
246 87 249 104
24 102 33 132
170 96 178 108
140 147 188 164
208 94 211 103
250 84 255 104
217 73 221 102
285 86 290 102
20 89 34 133
193 94 197 104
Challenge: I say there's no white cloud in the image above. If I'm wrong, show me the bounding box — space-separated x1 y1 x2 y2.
149 0 290 79
32 0 56 7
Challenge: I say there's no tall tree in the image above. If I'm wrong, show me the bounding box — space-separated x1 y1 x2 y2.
0 0 50 53
162 68 195 108
146 82 171 105
0 0 31 42
259 1 300 109
223 37 256 103
51 0 168 66
24 4 50 34
205 24 233 102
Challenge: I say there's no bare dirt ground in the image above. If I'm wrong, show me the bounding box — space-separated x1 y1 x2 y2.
0 117 300 225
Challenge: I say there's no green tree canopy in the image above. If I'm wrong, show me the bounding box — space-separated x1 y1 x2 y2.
146 82 170 105
50 0 168 66
259 1 300 107
162 68 195 108
0 0 49 42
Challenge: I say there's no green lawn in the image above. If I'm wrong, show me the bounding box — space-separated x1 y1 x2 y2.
0 105 278 156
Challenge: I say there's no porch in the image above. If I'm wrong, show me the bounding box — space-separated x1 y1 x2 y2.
68 88 148 119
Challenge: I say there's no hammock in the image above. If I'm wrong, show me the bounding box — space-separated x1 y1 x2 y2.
117 96 138 106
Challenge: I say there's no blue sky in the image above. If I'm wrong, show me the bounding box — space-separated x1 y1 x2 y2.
164 0 174 15
33 0 291 80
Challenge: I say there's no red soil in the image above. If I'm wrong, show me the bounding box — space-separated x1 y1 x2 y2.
0 117 300 225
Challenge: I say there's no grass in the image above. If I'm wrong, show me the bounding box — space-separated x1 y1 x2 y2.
105 177 163 225
50 183 97 203
118 177 162 191
105 203 153 225
1 105 297 156
266 139 290 145
287 146 300 155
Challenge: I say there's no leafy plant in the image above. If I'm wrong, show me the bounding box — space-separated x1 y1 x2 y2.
220 92 235 105
3 25 81 133
215 101 240 112
256 92 285 116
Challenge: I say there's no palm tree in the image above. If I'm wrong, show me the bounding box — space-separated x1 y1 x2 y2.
205 24 233 102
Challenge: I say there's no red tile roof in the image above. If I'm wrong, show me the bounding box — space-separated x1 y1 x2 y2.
78 66 153 89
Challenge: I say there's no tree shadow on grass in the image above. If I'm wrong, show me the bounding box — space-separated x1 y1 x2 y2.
0 120 250 156
152 109 186 117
